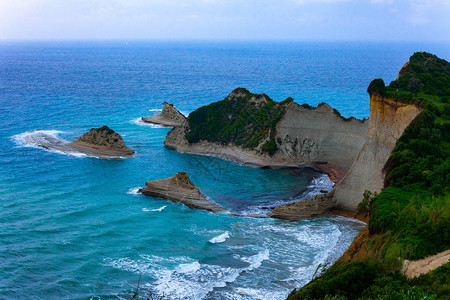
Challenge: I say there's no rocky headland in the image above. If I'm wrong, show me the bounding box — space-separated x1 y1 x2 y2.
142 102 186 126
68 126 135 157
138 172 227 213
164 88 368 173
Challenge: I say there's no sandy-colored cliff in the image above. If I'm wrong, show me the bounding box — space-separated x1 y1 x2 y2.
269 93 422 217
333 94 423 211
142 102 186 127
165 99 367 171
272 101 367 171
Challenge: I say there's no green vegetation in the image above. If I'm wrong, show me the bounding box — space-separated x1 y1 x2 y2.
357 190 377 217
186 88 286 155
289 52 450 299
288 261 449 300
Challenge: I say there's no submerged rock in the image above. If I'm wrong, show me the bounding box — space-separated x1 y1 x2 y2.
138 172 227 213
68 126 135 157
142 102 186 127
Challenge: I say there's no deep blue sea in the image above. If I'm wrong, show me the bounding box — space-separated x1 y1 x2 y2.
0 41 449 299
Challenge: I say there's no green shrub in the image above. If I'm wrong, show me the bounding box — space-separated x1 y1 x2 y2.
357 190 377 217
287 261 378 299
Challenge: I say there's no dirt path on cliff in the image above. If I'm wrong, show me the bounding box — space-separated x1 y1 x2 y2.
402 249 450 278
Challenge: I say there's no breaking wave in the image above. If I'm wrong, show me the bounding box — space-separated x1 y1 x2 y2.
209 231 230 244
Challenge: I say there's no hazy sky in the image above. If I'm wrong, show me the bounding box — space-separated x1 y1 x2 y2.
0 0 449 41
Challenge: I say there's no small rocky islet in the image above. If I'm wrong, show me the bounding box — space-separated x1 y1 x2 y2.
68 126 135 157
138 171 227 213
33 125 135 158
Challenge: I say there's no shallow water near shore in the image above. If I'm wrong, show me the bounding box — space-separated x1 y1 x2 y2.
1 41 449 299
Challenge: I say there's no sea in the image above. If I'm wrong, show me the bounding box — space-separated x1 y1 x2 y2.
0 41 449 299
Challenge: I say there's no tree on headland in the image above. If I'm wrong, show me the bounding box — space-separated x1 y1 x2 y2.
408 77 424 96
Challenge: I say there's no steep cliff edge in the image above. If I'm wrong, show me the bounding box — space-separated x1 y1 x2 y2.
165 88 367 171
288 52 450 300
333 93 423 211
142 102 186 126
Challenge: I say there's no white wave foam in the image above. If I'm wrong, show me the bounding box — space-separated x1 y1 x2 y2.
148 108 162 112
209 231 230 244
288 223 342 285
234 287 263 298
143 206 166 212
12 130 65 148
127 187 140 195
302 174 335 199
176 261 201 273
107 248 270 299
242 249 270 271
11 130 89 158
130 117 165 128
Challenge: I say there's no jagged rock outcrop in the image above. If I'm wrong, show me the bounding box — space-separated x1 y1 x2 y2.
138 172 227 213
164 89 367 172
142 102 186 126
332 93 423 211
67 126 135 157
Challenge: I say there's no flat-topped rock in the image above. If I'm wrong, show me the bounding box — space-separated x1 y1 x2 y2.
142 102 186 127
268 191 336 221
138 172 227 213
68 126 135 157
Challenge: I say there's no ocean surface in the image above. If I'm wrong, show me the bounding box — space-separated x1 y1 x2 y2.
0 41 449 299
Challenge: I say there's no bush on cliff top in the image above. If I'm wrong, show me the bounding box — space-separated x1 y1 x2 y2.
185 88 286 155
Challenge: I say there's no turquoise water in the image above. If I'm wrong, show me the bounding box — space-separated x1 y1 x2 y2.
1 41 449 299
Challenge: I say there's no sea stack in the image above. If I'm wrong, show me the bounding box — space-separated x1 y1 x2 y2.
68 126 135 157
142 102 186 127
138 172 227 213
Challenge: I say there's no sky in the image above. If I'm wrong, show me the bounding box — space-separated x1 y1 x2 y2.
0 0 449 41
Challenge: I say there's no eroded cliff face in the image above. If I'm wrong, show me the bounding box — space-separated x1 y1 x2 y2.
165 99 368 170
333 93 423 211
159 102 186 123
272 102 367 171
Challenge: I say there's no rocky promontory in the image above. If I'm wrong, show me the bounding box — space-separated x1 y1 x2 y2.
164 88 368 172
142 102 186 126
68 126 135 157
138 172 227 213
